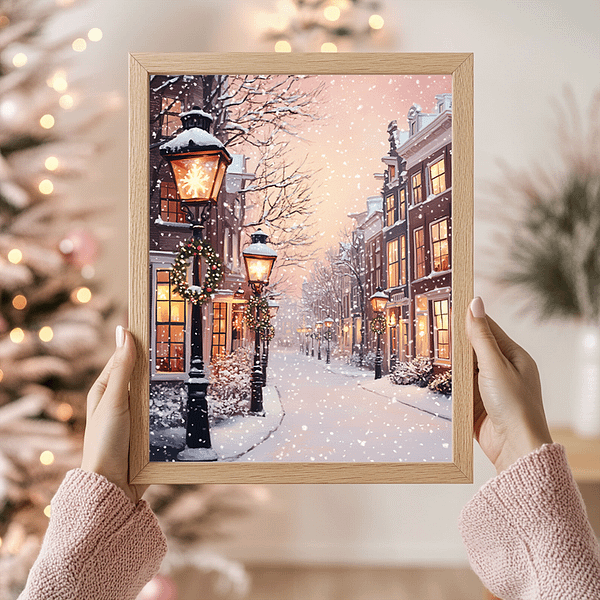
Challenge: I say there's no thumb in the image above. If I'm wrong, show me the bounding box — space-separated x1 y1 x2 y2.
100 327 136 413
466 297 506 375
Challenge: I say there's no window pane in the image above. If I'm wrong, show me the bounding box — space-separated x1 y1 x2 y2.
157 270 170 283
157 302 170 322
157 284 169 301
157 325 169 342
171 325 184 342
156 342 169 357
172 343 184 358
416 295 428 312
170 301 185 322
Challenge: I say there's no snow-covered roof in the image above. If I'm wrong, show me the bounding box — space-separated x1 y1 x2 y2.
160 127 224 153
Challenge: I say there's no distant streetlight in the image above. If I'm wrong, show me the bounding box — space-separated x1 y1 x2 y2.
243 230 277 414
315 321 323 360
370 287 389 380
324 317 334 364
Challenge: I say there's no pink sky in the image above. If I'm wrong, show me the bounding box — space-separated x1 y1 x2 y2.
245 74 452 296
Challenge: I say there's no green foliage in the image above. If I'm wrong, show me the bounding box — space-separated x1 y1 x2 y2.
428 370 452 396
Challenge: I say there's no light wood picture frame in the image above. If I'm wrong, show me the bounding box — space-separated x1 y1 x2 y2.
129 52 473 484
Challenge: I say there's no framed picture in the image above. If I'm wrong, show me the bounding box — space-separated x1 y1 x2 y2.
129 53 473 484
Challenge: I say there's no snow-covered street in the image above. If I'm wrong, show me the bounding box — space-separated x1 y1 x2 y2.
239 349 452 462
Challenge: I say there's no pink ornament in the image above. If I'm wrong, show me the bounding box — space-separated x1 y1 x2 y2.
136 574 177 600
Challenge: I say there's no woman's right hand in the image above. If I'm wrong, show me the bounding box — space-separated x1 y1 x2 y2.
466 297 553 474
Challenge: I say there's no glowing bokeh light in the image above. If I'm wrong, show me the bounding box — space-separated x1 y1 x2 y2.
59 94 74 109
368 14 384 29
45 156 59 171
8 248 22 264
40 114 55 129
12 294 27 310
56 402 74 421
40 451 55 465
323 5 341 21
39 179 54 194
12 53 27 67
88 28 103 41
44 505 51 518
275 40 292 52
321 42 338 52
72 38 87 52
10 328 25 344
73 286 92 303
39 326 54 342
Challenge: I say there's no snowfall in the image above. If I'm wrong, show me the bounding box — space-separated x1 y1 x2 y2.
151 349 452 463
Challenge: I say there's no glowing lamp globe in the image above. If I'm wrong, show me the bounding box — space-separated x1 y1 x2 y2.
324 317 334 329
159 107 232 203
243 230 277 289
370 287 389 313
315 321 323 331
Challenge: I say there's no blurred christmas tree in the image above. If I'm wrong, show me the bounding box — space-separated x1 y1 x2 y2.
0 0 115 595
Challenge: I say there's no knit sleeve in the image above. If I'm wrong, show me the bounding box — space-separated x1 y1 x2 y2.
18 468 168 600
458 443 600 600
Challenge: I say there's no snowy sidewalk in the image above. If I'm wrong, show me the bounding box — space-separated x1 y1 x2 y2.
150 386 284 462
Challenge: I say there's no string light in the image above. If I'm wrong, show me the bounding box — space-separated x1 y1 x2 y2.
40 114 55 129
12 294 27 309
368 14 384 29
44 505 51 518
8 248 22 263
45 156 59 171
72 38 87 52
40 451 55 465
274 40 292 52
56 402 74 421
10 328 25 343
12 53 27 68
321 42 337 52
72 286 92 303
59 94 74 109
88 28 103 41
39 179 54 194
323 5 341 21
39 326 54 342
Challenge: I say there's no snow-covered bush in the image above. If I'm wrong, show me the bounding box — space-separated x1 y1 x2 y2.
362 350 377 370
390 356 433 387
428 370 452 396
149 381 186 430
208 347 252 423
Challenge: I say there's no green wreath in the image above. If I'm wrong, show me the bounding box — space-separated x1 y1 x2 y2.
262 323 275 341
370 314 387 335
171 239 223 306
244 295 270 331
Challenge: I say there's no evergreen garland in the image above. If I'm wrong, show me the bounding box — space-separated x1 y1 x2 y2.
171 239 223 306
244 295 270 331
262 323 275 341
370 314 386 335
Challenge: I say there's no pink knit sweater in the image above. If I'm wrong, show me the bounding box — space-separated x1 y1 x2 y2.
19 444 600 599
459 443 600 599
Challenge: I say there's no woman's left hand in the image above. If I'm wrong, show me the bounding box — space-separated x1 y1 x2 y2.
81 326 148 504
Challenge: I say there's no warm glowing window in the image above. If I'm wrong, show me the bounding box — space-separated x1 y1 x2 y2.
399 189 406 221
155 269 185 372
414 227 426 279
389 164 396 180
211 302 227 359
412 172 422 204
434 298 450 360
431 219 449 271
385 194 395 227
387 239 398 287
429 157 446 195
400 234 407 285
160 181 186 223
415 295 429 358
161 97 182 137
231 304 245 351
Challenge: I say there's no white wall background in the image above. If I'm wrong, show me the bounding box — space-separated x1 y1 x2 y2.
47 0 600 566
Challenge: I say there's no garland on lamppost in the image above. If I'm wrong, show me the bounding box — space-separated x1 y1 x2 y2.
244 295 270 331
262 323 275 341
171 239 223 305
370 314 386 335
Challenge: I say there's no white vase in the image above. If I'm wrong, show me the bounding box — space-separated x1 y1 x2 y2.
573 323 600 438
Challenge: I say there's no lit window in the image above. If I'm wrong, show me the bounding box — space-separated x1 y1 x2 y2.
429 157 446 195
160 181 186 223
431 219 449 271
399 189 406 221
414 227 426 279
415 295 429 358
434 298 450 359
385 194 395 227
387 239 398 287
211 302 227 359
400 235 407 285
389 164 396 180
412 172 422 204
161 97 182 137
155 269 186 372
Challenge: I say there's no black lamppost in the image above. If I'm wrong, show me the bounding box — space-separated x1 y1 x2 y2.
243 230 277 415
324 317 334 364
160 106 231 462
370 287 389 380
315 321 323 360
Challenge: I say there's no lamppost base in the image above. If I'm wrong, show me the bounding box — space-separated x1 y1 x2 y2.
177 447 219 461
249 410 266 417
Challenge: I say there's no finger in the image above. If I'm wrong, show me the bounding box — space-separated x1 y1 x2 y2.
100 329 136 414
87 352 116 421
485 315 524 365
466 297 507 374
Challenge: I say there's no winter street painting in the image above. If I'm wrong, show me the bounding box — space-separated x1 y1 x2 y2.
129 54 474 484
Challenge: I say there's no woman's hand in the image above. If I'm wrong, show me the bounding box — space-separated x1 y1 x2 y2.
466 297 553 474
81 326 148 504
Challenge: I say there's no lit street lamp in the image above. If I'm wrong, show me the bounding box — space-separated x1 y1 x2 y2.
243 230 277 415
315 321 323 360
370 287 389 380
160 106 232 462
324 317 334 364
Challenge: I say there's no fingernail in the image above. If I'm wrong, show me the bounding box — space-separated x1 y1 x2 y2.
470 297 486 319
116 325 125 348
